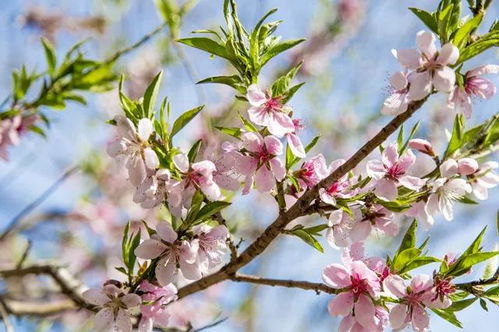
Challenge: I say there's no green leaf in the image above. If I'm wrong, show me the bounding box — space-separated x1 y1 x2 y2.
392 248 421 273
188 139 203 162
197 75 244 92
431 308 463 328
401 256 440 273
195 201 231 222
178 37 232 60
143 71 163 118
290 229 324 253
41 38 57 76
397 219 417 254
463 226 487 256
238 113 258 132
453 14 483 49
170 105 204 138
457 31 499 64
447 298 477 312
215 126 241 138
260 39 305 66
438 4 455 43
409 8 438 33
457 196 479 205
479 298 488 311
401 121 421 154
397 125 404 153
444 114 465 158
450 251 499 276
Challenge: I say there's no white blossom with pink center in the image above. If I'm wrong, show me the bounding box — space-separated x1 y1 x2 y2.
235 132 286 194
468 161 499 200
193 224 229 272
138 280 177 332
246 84 295 137
381 71 410 116
134 169 172 209
167 154 222 217
393 31 459 100
319 159 358 205
425 159 472 221
322 257 382 331
447 65 499 118
295 153 329 189
134 222 201 286
107 116 159 186
82 283 141 332
383 274 452 332
366 144 426 201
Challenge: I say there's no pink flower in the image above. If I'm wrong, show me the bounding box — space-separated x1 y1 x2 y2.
409 138 435 156
235 132 286 194
322 260 381 330
384 274 449 332
382 71 410 116
212 143 243 191
107 116 159 186
286 119 306 158
469 161 499 200
406 200 434 229
366 144 426 200
295 154 329 189
246 84 295 137
134 222 201 286
327 209 355 248
83 283 141 332
134 169 171 209
351 205 399 242
457 158 478 175
167 154 222 217
447 65 499 118
393 31 459 100
319 159 358 205
0 114 38 161
426 159 472 221
192 225 229 271
138 281 177 332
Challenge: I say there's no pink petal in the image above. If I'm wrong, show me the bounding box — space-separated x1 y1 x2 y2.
433 66 456 93
173 153 190 173
246 84 267 106
107 139 127 157
439 159 458 177
382 144 399 167
134 239 167 259
467 64 499 77
383 275 407 298
374 178 398 201
328 292 354 316
270 157 286 181
287 133 306 158
389 304 409 330
137 118 154 141
200 180 222 201
390 71 408 90
156 222 178 243
241 132 263 153
457 158 478 175
392 49 421 69
408 71 432 101
267 112 295 137
354 294 376 329
339 315 356 332
248 106 270 127
127 156 147 186
350 222 371 242
411 305 429 332
399 175 426 190
255 166 275 193
263 135 283 155
416 31 437 58
144 147 159 169
155 257 176 286
115 115 136 141
322 264 352 288
366 160 386 180
121 293 141 308
179 259 202 280
95 307 114 331
115 308 133 332
437 43 459 65
82 289 109 306
381 92 408 116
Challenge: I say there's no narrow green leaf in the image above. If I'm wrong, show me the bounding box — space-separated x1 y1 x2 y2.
178 37 232 60
409 8 438 33
41 38 57 76
397 219 418 255
195 201 231 222
143 71 163 118
260 39 305 66
290 229 324 253
453 14 483 49
188 139 203 163
171 105 204 138
431 308 463 328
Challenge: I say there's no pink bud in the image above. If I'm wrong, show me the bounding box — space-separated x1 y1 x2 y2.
408 138 434 156
457 158 478 175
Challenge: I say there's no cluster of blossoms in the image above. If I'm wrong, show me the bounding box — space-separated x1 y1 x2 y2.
0 114 38 160
322 243 455 332
382 31 498 118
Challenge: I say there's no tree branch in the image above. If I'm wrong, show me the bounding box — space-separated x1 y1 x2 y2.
177 97 429 299
230 273 337 295
0 263 95 311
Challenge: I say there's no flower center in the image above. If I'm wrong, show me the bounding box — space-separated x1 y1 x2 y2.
350 276 369 296
263 97 283 113
386 163 405 180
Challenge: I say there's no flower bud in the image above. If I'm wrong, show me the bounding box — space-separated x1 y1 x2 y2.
457 158 478 175
409 138 435 156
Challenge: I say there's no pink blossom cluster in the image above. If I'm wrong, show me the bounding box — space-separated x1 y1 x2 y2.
322 244 455 332
383 31 498 118
0 114 38 161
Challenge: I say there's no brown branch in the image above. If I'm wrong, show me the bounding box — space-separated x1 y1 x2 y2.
0 263 95 311
0 298 77 316
0 298 14 332
230 273 337 295
177 97 429 299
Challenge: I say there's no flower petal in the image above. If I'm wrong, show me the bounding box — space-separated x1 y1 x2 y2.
328 292 354 317
322 264 351 288
95 307 114 331
82 289 109 306
134 239 167 259
156 222 178 243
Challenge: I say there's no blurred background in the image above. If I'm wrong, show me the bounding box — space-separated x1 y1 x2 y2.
0 0 498 331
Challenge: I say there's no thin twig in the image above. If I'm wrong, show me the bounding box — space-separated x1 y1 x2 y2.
0 165 79 241
231 273 337 295
0 298 14 332
15 240 32 269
